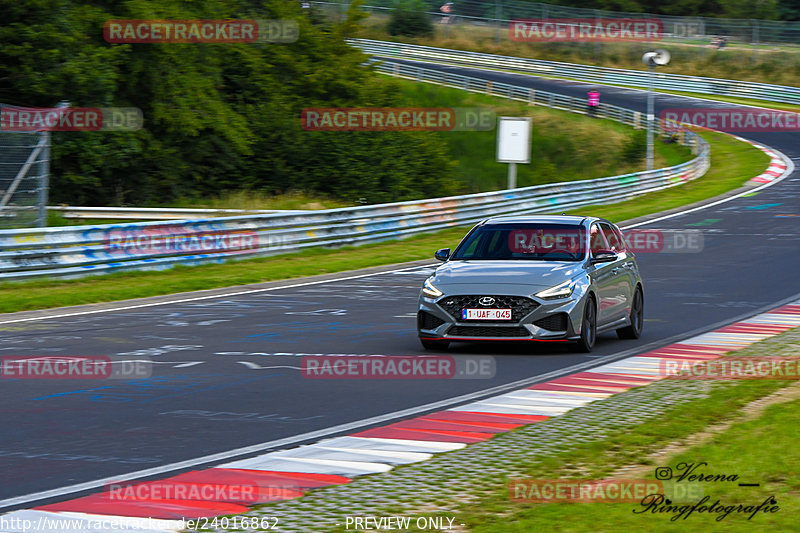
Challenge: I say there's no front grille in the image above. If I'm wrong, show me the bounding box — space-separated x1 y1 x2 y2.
533 313 569 332
438 295 539 322
418 310 445 330
447 325 530 338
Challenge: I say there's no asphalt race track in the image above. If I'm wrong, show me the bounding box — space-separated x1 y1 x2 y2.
2 59 800 509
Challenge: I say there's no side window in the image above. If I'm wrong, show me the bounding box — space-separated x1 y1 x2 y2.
612 226 628 252
459 235 480 258
589 224 608 254
600 223 624 253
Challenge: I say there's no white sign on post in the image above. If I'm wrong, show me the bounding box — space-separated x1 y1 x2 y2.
497 117 531 189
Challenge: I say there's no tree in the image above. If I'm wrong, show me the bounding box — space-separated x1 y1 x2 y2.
0 0 456 206
387 0 434 37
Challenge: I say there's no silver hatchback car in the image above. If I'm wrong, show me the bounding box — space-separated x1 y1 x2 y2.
417 215 643 352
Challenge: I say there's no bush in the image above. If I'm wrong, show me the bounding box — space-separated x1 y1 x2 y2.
621 130 647 163
387 0 434 37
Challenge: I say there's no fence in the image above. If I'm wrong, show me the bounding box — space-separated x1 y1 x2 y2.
316 0 800 46
0 130 50 229
0 61 709 281
353 38 800 105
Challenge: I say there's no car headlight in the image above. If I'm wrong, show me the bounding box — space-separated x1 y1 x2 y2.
535 280 576 300
422 277 443 298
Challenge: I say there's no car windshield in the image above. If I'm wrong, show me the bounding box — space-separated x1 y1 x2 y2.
451 223 587 261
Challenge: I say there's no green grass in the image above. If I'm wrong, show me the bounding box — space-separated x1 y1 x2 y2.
390 78 690 192
163 190 352 211
566 130 769 222
446 330 800 531
46 211 145 227
45 191 352 227
0 129 766 314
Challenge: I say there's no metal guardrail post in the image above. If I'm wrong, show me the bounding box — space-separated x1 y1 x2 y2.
752 19 759 63
36 132 50 228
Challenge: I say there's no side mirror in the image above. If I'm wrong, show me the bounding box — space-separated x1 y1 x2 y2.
434 248 451 262
591 250 617 264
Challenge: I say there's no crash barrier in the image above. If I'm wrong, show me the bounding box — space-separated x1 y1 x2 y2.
352 38 800 106
45 206 307 220
322 0 800 47
0 61 708 281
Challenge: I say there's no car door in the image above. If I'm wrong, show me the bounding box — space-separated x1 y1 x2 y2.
599 222 634 322
588 222 617 326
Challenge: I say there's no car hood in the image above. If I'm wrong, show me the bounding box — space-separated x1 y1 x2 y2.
433 260 583 291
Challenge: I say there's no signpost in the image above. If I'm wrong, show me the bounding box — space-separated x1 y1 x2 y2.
496 117 531 189
642 50 671 171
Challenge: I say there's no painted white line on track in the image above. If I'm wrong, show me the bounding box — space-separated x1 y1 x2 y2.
623 140 795 229
237 361 302 370
0 264 434 326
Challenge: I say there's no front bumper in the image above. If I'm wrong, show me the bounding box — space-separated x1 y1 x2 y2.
417 291 586 343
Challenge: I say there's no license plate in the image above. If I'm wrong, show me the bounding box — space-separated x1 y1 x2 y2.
462 308 512 321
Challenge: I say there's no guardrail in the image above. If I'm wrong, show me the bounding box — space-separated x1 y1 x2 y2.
372 59 648 129
45 206 307 220
352 39 800 106
317 0 800 47
0 62 709 281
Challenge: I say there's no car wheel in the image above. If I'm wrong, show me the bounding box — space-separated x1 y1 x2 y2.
571 296 596 353
617 286 644 340
420 338 450 351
